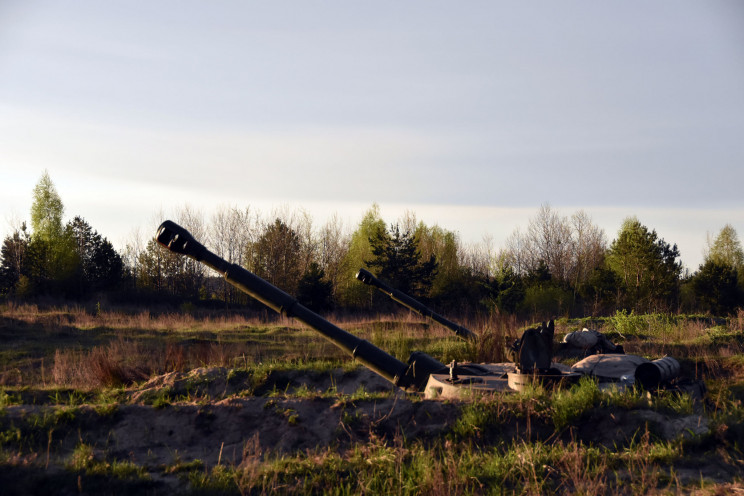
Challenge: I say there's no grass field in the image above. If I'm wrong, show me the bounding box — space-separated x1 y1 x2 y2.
1 302 743 494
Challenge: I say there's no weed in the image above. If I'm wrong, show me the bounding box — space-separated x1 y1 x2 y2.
653 389 696 415
138 386 174 408
551 376 602 430
164 457 204 474
0 390 21 408
451 396 507 440
187 464 236 493
67 442 150 484
341 409 365 430
93 403 118 417
68 442 95 471
152 394 172 409
48 389 87 406
291 383 316 399
95 387 126 405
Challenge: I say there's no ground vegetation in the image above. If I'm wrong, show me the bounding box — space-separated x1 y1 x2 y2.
0 304 743 494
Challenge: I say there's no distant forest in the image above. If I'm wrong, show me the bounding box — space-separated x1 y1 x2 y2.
2 171 743 318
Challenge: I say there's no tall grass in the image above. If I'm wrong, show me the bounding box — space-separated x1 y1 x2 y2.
188 430 696 495
50 338 246 388
3 302 741 391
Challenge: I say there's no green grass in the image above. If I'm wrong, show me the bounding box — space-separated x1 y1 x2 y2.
551 376 602 430
1 305 744 494
178 433 718 495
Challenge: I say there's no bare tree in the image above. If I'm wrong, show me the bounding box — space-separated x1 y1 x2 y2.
210 204 259 304
318 213 349 298
503 227 529 277
569 210 607 288
458 238 491 279
399 210 418 237
174 204 207 298
524 204 573 282
502 205 606 288
293 208 316 278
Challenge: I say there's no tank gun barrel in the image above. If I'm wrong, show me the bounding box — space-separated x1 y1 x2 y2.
356 268 477 342
156 220 443 391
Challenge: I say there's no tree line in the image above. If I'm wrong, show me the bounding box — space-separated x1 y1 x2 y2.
2 172 743 318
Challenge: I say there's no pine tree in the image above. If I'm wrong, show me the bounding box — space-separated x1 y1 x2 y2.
248 219 303 295
297 262 333 312
0 224 30 295
66 216 123 293
606 217 682 312
692 260 741 315
366 223 438 300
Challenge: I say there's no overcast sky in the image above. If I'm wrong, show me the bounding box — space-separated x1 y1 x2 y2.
1 1 743 271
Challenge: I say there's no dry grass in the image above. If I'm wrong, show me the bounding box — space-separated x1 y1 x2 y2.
50 338 246 388
51 340 150 387
5 301 742 388
2 302 744 495
0 301 267 332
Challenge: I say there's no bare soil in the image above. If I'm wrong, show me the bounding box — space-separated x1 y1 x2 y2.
2 366 732 495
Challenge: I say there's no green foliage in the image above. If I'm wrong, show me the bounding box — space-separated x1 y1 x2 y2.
25 171 79 296
296 262 333 312
414 223 468 305
607 309 677 337
68 442 150 481
66 216 123 295
0 390 21 408
5 172 123 299
187 464 236 493
366 222 438 300
580 266 621 315
451 399 507 439
707 224 744 270
607 217 682 312
608 309 647 336
520 285 573 319
248 218 303 295
0 224 30 296
30 170 65 245
337 204 387 309
692 260 742 314
68 442 96 471
490 265 525 314
551 376 602 430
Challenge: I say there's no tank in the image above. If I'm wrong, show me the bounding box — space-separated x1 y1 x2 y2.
156 220 514 398
352 251 696 396
155 220 699 399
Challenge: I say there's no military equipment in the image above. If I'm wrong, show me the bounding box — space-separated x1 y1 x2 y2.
156 220 693 399
356 269 583 390
157 220 512 397
355 268 476 342
635 356 681 389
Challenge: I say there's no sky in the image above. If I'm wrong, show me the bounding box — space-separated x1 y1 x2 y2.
1 1 743 271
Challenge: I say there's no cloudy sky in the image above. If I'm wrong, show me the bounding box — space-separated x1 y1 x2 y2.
1 1 743 270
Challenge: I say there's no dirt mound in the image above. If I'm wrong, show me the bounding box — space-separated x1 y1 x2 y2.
0 365 724 494
129 366 395 404
99 395 458 467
